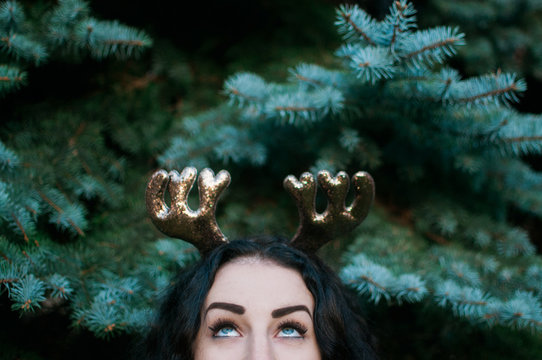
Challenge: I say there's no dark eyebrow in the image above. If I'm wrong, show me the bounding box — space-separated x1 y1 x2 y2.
205 302 246 317
271 305 312 319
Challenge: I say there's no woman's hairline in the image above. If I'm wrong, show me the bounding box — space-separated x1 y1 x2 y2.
218 253 301 274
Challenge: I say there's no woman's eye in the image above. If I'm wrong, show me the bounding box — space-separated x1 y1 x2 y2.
213 326 241 337
278 327 302 338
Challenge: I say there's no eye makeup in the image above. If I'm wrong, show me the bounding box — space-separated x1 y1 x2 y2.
207 318 310 338
208 318 241 338
276 319 309 338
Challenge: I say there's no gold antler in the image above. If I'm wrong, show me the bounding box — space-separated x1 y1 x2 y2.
145 167 231 254
284 170 374 252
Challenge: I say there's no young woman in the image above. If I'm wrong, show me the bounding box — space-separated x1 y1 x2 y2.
142 167 378 359
142 236 378 359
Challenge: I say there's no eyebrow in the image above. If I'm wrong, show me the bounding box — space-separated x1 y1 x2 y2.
204 302 312 319
205 302 246 317
271 305 312 319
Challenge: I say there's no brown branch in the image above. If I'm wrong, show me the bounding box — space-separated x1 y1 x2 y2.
11 213 29 243
229 87 261 102
295 74 327 87
390 1 405 47
359 275 388 292
38 191 62 213
440 77 453 99
103 39 144 46
124 72 158 91
505 313 542 327
456 83 518 104
21 250 34 266
1 35 13 47
1 251 11 263
1 278 18 284
441 291 487 307
274 106 317 112
390 1 405 46
0 76 22 82
37 191 85 236
405 38 461 59
339 10 376 46
98 242 119 249
425 231 450 245
80 265 97 276
458 299 487 306
483 312 498 320
503 136 542 143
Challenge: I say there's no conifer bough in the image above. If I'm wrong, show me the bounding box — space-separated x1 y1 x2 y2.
0 0 152 96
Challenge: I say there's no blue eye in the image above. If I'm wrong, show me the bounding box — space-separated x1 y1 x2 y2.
278 327 301 337
212 325 241 337
277 321 308 338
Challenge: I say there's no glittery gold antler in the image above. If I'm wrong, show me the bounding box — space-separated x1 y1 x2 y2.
284 170 374 252
145 167 231 254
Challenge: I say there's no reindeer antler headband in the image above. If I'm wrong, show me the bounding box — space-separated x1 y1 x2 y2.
146 167 374 255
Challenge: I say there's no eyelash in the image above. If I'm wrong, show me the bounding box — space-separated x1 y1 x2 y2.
208 319 309 338
277 320 308 337
208 318 239 337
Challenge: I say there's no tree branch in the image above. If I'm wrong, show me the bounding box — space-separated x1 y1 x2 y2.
456 83 518 103
38 191 85 236
339 10 376 46
405 38 461 59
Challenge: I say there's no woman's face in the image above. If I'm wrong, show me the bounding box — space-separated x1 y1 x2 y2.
193 258 321 360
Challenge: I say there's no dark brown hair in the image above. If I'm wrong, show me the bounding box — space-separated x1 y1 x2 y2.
140 236 378 360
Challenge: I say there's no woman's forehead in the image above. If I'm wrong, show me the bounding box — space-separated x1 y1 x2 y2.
204 259 314 311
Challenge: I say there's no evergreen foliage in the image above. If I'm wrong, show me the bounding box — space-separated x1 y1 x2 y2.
1 0 542 358
0 0 151 96
0 88 190 339
0 0 159 343
422 0 542 80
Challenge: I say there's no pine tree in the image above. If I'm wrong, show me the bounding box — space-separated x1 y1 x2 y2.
2 0 542 358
